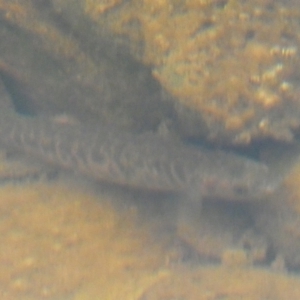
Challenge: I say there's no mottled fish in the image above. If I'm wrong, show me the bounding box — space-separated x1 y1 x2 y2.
0 108 276 202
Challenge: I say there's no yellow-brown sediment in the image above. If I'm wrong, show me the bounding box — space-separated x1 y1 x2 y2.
86 0 300 143
1 159 300 298
0 181 167 299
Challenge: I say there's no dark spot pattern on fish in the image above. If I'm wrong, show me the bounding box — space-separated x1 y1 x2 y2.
0 109 276 202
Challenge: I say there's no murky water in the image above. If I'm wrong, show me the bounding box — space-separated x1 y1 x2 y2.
1 1 300 299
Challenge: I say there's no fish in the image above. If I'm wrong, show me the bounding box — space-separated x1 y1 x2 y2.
0 107 277 203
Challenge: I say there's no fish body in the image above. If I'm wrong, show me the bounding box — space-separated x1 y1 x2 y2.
0 110 275 202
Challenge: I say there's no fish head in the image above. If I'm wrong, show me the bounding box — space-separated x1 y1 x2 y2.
199 156 277 202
